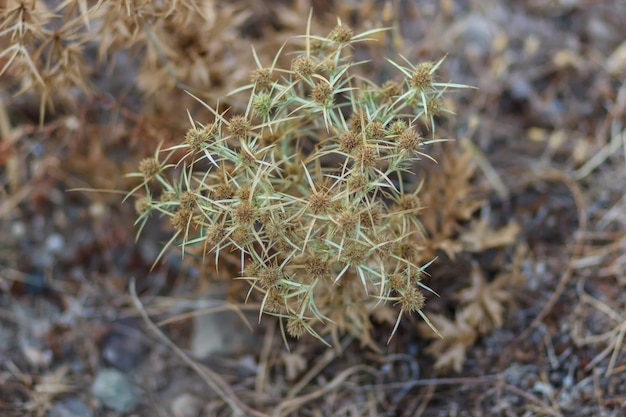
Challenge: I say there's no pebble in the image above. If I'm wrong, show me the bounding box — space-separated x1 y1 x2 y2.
45 233 65 254
101 325 146 372
91 368 138 413
48 399 93 417
191 310 256 359
170 393 203 417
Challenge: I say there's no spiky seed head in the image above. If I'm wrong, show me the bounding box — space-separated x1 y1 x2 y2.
355 147 378 169
410 62 434 91
342 242 367 265
134 196 149 215
395 242 416 260
160 191 176 203
388 120 408 136
339 130 360 153
245 261 261 278
305 256 330 281
336 209 358 233
228 115 250 139
398 129 422 152
264 220 283 241
138 157 160 180
381 80 401 98
237 186 251 201
171 208 193 232
286 317 307 338
312 81 332 104
291 55 316 79
213 183 235 201
308 191 330 214
347 172 368 192
250 68 272 91
365 122 385 141
253 92 273 117
426 97 442 117
388 273 406 291
329 23 353 43
184 127 203 150
350 108 369 132
259 264 284 288
178 191 197 211
398 193 421 211
233 201 255 225
231 227 251 246
263 287 283 312
205 224 226 249
400 286 425 313
185 124 214 150
359 204 381 228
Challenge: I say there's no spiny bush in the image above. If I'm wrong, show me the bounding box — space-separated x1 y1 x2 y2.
128 19 469 345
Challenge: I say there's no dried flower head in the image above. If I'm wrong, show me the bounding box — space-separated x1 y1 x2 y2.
138 157 160 180
398 129 422 152
329 23 353 43
251 68 272 91
347 172 368 192
286 317 307 338
355 146 378 169
339 130 360 153
312 81 332 104
397 194 421 211
179 191 197 211
410 62 434 91
350 108 369 132
134 196 150 215
308 190 330 214
205 224 226 249
387 120 408 136
213 183 235 201
228 115 251 139
258 264 284 288
185 124 214 150
365 122 385 141
263 287 283 312
233 201 255 224
426 97 442 116
388 273 406 291
335 208 358 234
171 208 193 232
304 256 330 281
400 286 426 313
291 55 316 79
381 80 401 98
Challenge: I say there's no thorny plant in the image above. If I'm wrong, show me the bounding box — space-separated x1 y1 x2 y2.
128 18 471 346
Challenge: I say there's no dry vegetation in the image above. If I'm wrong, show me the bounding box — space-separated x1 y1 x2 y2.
1 0 625 416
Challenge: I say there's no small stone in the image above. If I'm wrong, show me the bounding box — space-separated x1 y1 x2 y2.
91 368 138 413
191 310 256 359
101 325 146 372
48 399 93 417
45 234 65 254
170 393 203 417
